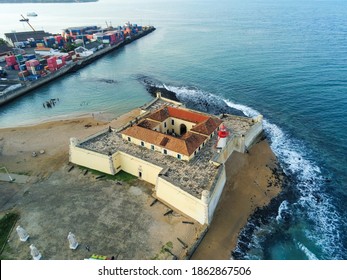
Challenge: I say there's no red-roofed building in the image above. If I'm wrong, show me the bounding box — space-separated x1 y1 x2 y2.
122 106 222 161
69 96 264 225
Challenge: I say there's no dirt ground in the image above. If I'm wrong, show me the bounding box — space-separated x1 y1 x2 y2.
0 110 282 260
0 166 201 260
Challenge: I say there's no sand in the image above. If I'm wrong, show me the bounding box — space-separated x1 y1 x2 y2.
0 110 141 179
191 139 282 259
0 110 282 260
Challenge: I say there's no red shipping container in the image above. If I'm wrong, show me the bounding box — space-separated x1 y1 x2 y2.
47 56 57 64
62 55 72 61
48 61 57 66
6 55 17 66
6 55 16 62
27 59 39 67
18 70 29 77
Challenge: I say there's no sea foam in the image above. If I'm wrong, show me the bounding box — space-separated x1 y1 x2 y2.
166 84 344 259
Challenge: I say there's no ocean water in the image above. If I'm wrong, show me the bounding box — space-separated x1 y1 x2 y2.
0 0 346 260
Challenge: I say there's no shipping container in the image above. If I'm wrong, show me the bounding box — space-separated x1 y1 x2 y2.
48 64 57 70
23 54 36 60
39 59 47 66
19 64 27 71
25 59 40 67
27 75 40 81
18 70 29 77
35 64 44 71
15 54 23 61
6 55 17 65
47 56 57 64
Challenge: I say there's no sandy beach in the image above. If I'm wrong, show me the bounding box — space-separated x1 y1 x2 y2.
191 138 282 259
0 110 282 260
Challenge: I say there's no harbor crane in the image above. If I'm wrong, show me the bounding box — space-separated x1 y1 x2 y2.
20 14 36 32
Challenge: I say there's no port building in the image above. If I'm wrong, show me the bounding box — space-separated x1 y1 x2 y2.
5 30 53 47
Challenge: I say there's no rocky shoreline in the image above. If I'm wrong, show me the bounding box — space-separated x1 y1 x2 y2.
139 76 246 117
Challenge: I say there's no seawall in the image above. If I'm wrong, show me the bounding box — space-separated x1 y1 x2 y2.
0 27 156 107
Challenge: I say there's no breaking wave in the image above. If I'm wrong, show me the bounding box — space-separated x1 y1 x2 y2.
276 200 291 223
161 83 344 260
297 241 319 260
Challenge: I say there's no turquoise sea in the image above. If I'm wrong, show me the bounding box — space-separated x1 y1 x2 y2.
0 0 346 260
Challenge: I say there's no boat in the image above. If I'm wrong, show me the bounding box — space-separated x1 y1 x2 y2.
27 12 38 17
20 18 29 22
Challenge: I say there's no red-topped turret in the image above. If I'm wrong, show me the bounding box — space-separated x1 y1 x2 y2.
216 123 229 150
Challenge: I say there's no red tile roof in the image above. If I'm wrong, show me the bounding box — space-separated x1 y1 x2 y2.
147 107 170 122
122 126 207 156
167 107 209 123
191 117 223 135
147 106 210 124
137 119 160 129
122 106 221 157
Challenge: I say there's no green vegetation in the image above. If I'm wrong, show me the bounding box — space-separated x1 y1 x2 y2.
114 170 137 182
152 241 174 260
78 166 137 183
0 212 19 258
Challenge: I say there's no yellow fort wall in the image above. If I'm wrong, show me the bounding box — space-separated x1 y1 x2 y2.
68 108 263 225
156 177 208 224
69 138 115 175
211 115 263 164
244 119 263 150
160 117 195 135
70 136 226 225
207 165 226 222
112 152 122 174
118 152 163 185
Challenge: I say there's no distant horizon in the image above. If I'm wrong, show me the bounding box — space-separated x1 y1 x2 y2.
0 0 97 3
